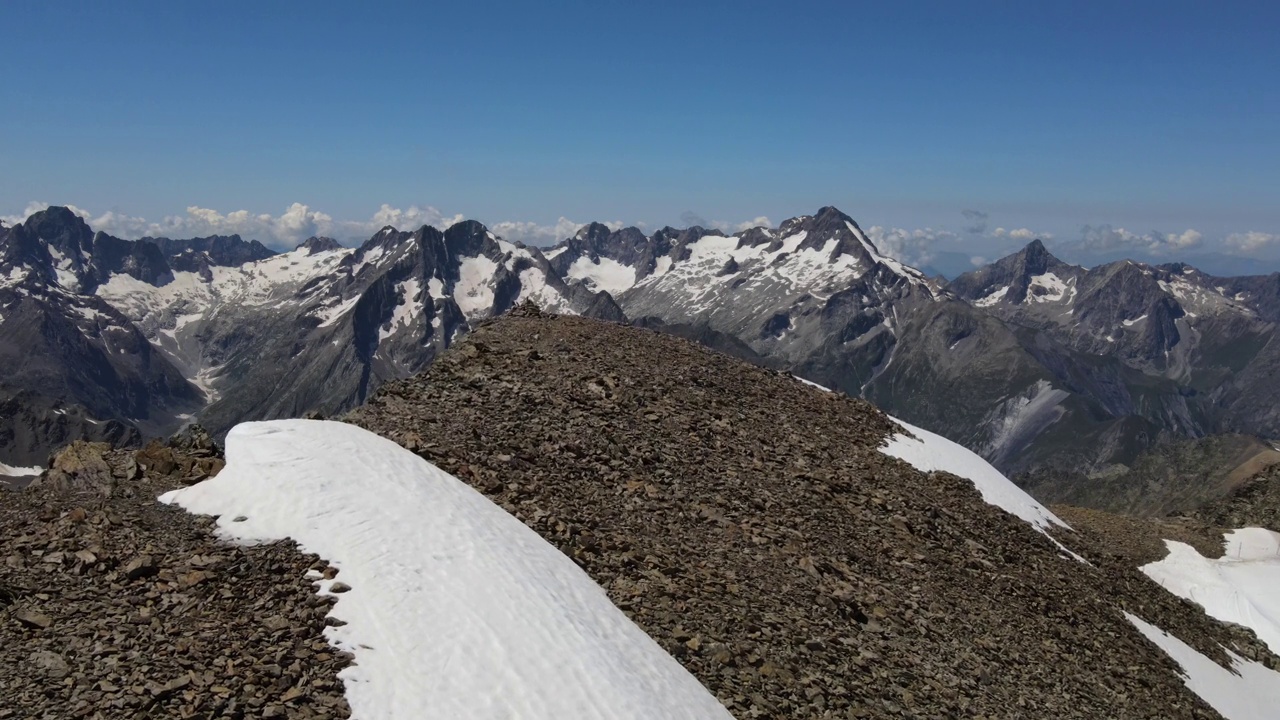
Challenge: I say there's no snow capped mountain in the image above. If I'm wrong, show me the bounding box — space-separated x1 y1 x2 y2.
0 209 203 464
549 207 939 371
95 219 623 435
946 240 1280 485
4 204 1280 505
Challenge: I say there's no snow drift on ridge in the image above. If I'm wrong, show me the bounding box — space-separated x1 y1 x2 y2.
879 416 1069 532
1126 613 1280 720
1141 528 1280 654
794 375 1068 533
161 419 734 720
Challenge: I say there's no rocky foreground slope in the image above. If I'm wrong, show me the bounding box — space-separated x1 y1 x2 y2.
346 306 1277 718
6 307 1280 718
0 432 352 719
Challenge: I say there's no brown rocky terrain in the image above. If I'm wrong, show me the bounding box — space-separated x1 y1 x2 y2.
345 305 1279 719
6 304 1279 719
1191 462 1280 532
0 429 351 719
1018 434 1280 518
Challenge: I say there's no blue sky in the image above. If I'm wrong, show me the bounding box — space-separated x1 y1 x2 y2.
2 1 1277 272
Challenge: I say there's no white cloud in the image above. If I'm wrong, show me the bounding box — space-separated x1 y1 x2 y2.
1 201 52 227
710 216 772 234
0 201 484 249
864 226 957 268
359 204 464 236
489 217 591 247
970 256 989 267
993 227 1053 241
1225 231 1280 253
1080 225 1204 254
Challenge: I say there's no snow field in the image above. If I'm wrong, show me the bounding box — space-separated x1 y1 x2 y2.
161 420 734 720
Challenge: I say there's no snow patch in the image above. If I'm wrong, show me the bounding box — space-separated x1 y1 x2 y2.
516 268 570 314
454 255 499 319
1125 613 1280 720
1141 528 1280 654
973 285 1009 307
880 416 1070 533
1025 272 1073 304
378 278 421 342
160 420 734 720
0 461 41 477
426 277 445 300
566 256 638 295
315 294 362 328
1122 314 1148 327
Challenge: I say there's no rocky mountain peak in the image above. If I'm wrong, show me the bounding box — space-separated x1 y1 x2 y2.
298 236 343 255
948 239 1077 305
24 206 95 257
442 220 494 258
0 207 99 292
148 234 275 267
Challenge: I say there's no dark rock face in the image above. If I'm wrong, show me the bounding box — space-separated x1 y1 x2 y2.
149 234 276 269
297 236 343 255
0 389 140 469
346 312 1271 718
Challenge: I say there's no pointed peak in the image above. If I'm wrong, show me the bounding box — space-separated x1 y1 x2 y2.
814 206 854 224
574 222 615 241
297 236 343 255
1010 238 1066 276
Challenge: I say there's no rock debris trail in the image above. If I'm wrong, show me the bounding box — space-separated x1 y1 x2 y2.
0 429 351 719
348 305 1278 719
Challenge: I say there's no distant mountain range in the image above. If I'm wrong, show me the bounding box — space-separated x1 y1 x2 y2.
2 205 1277 511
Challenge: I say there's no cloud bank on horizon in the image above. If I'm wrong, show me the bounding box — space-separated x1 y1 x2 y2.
3 201 1278 276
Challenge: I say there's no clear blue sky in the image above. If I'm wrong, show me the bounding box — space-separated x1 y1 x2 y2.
2 1 1277 268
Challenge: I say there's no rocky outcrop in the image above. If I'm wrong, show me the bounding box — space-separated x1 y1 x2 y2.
1191 463 1280 532
0 430 351 719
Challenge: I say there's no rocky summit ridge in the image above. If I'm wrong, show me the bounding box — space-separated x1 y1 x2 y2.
345 309 1275 718
6 310 1280 718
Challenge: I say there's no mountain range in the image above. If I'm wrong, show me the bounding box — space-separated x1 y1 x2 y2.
2 205 1277 511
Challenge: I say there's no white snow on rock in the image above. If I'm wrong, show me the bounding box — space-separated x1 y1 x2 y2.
0 461 42 477
566 256 638 295
1141 528 1280 654
879 416 1070 533
453 255 499 319
160 420 734 720
1125 612 1280 720
378 278 421 342
973 285 1009 307
1025 272 1073 304
792 376 1071 536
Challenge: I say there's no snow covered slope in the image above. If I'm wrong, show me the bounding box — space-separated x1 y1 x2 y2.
161 420 734 720
1125 613 1280 720
880 416 1069 533
794 375 1069 535
1141 528 1280 654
